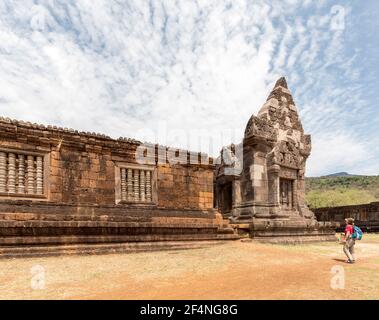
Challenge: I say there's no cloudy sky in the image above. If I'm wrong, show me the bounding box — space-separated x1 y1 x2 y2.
0 0 378 176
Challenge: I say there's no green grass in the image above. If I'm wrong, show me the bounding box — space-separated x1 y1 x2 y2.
305 176 379 208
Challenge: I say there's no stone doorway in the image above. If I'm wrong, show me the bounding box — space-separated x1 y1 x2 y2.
219 182 233 215
280 178 293 209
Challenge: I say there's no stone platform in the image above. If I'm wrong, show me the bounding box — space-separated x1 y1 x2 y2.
0 200 240 257
0 240 234 259
232 220 337 244
248 223 337 244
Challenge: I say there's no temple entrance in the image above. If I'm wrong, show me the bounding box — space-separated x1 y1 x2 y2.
219 182 233 215
280 178 293 209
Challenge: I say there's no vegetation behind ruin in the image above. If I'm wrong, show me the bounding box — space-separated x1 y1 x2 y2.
305 175 379 208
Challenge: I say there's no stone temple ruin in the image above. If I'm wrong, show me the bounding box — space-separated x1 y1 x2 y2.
215 77 335 242
0 78 335 257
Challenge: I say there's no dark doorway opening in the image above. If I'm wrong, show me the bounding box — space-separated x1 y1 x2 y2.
220 182 233 215
280 178 293 209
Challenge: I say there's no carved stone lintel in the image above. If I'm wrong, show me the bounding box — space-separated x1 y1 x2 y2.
244 116 277 141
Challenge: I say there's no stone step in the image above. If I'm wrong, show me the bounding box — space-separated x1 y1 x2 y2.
0 240 237 259
0 212 219 224
0 233 241 247
0 219 226 228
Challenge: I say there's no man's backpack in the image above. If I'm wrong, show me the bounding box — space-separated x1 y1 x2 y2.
352 226 363 240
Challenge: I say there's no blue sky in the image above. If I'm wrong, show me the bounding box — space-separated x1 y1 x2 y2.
0 0 378 176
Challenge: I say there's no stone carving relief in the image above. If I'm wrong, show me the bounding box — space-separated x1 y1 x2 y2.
267 141 304 169
244 115 277 141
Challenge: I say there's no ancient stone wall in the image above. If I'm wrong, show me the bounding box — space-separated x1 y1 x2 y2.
0 117 238 254
314 202 379 232
0 117 214 210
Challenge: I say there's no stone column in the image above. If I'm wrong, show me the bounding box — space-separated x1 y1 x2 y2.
36 156 43 195
232 179 241 207
146 170 152 202
127 168 133 201
8 153 16 193
267 164 280 206
214 183 220 210
0 152 6 193
133 169 139 201
121 168 127 201
296 168 305 207
18 154 25 194
27 155 35 194
140 170 146 202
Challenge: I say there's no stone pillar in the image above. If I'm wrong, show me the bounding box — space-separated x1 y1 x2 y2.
127 168 133 201
121 168 127 201
267 164 280 206
133 169 139 201
140 170 146 202
27 155 35 194
0 152 7 193
18 154 25 194
146 170 152 202
297 168 306 207
36 156 43 195
232 179 241 207
214 184 220 210
7 153 16 193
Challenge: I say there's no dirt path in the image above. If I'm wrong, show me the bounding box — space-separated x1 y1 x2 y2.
1 235 378 300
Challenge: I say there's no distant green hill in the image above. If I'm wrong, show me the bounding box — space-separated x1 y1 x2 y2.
323 172 356 177
305 175 379 209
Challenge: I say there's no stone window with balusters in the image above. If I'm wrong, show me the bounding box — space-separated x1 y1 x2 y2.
115 163 156 204
0 150 46 197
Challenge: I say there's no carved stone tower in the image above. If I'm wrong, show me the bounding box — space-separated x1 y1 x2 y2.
215 77 336 242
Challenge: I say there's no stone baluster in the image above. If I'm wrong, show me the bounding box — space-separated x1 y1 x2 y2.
27 155 35 194
127 168 133 201
140 170 146 202
7 153 16 193
146 170 152 202
36 156 43 195
0 152 6 193
121 168 127 201
133 169 139 201
18 154 25 194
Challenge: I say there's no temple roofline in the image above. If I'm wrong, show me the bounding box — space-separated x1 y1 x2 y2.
274 76 288 89
0 116 213 163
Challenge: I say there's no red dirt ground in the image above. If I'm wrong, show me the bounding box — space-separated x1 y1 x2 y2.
1 235 378 300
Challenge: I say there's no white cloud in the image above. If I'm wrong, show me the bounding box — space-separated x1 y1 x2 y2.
307 132 376 176
0 0 377 176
